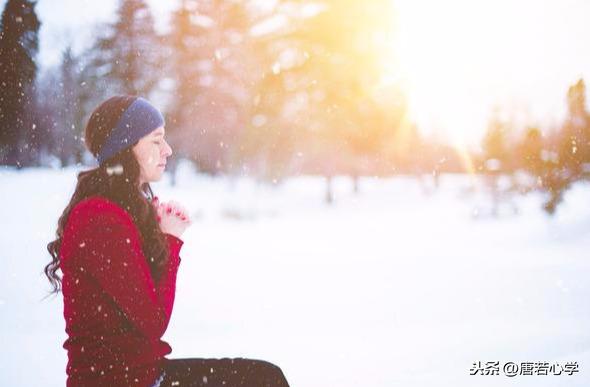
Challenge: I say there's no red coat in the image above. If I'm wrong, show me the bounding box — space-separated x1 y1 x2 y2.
59 195 183 386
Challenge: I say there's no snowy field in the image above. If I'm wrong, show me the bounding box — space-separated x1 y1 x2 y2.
1 162 589 387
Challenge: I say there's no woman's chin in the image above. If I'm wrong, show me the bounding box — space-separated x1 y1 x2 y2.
149 171 165 182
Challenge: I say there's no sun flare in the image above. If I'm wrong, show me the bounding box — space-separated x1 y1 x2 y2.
379 0 574 149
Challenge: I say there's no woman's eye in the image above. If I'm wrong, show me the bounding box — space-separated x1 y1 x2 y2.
153 141 161 145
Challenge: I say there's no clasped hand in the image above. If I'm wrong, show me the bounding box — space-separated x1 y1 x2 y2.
151 196 192 238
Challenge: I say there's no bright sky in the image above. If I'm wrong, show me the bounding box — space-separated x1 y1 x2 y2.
2 0 589 149
391 0 590 147
33 0 177 64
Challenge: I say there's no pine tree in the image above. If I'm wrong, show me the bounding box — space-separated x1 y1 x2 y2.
242 0 403 185
0 0 40 167
166 0 256 175
519 127 544 179
86 0 162 98
35 45 97 167
59 47 87 164
53 46 86 165
482 110 509 173
164 0 202 179
35 66 61 165
558 78 590 177
541 78 590 214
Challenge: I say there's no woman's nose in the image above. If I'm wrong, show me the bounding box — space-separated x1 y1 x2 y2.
163 141 172 157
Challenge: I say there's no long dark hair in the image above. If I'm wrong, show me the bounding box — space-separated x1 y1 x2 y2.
44 95 170 297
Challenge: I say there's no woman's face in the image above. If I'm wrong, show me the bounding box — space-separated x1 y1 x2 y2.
132 126 172 185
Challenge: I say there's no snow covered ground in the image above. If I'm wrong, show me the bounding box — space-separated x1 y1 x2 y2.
1 162 589 386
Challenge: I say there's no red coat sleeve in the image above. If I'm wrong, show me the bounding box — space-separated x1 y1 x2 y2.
66 198 183 340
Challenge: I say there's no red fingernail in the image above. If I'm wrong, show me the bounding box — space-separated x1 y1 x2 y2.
181 216 186 220
167 208 172 214
157 215 161 222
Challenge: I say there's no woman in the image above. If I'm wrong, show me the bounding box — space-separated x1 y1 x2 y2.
45 95 290 387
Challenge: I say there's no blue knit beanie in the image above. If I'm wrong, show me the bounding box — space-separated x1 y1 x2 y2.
96 97 165 164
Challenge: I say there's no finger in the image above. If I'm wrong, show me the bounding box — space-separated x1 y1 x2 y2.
180 204 189 216
173 204 183 217
171 200 184 212
169 202 183 217
177 204 188 216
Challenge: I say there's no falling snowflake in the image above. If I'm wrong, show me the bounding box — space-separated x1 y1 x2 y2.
272 62 281 74
106 164 124 176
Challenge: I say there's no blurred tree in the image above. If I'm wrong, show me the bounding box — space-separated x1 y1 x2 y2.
35 45 102 167
541 78 590 214
558 78 590 177
239 69 302 183
166 0 257 176
35 66 61 165
84 0 162 98
482 110 510 174
240 0 405 196
0 0 40 167
56 46 89 165
481 109 514 216
57 47 80 165
162 0 199 182
518 126 544 179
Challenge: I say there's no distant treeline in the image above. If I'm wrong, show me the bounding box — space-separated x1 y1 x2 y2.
0 0 588 213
